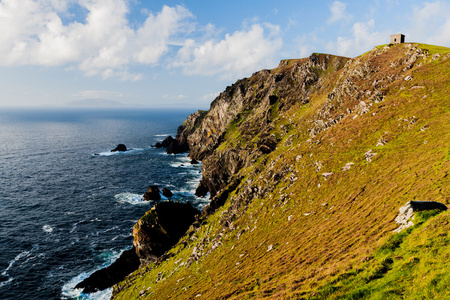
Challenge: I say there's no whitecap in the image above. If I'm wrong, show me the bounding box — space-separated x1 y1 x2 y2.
61 249 124 300
1 244 39 287
0 277 13 288
43 225 53 233
114 192 148 205
154 134 172 137
61 273 112 300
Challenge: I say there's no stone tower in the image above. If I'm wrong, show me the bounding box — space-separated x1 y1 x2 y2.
390 33 405 44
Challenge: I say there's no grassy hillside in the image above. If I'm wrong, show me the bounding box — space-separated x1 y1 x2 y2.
113 43 449 299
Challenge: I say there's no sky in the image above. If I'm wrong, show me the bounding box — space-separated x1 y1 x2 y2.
0 0 449 109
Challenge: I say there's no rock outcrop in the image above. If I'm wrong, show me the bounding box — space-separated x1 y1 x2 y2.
394 201 447 232
133 201 199 266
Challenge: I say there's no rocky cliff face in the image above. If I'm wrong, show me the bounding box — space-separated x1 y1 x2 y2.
114 43 450 299
180 53 349 198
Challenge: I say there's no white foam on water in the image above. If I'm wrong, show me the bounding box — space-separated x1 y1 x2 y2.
61 273 112 300
92 148 145 157
154 134 172 137
1 244 39 287
43 225 53 233
0 277 13 288
114 192 148 205
61 249 123 300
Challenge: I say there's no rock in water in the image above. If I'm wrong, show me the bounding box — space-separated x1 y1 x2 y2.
161 136 176 148
143 185 161 201
162 188 173 198
190 159 199 165
75 247 140 293
166 140 189 154
111 144 127 152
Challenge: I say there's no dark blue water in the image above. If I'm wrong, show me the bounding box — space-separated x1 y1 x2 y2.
0 109 207 299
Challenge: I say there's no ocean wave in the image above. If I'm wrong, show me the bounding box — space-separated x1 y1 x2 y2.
61 249 123 300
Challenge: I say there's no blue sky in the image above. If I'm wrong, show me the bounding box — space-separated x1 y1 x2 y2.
1 0 449 109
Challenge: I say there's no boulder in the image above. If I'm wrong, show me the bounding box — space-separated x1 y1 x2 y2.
190 159 199 165
394 201 447 232
162 188 173 198
111 144 127 152
143 186 161 201
154 142 163 148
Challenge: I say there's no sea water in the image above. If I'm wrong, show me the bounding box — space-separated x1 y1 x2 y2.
0 108 208 299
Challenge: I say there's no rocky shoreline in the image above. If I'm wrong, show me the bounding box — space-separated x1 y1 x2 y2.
75 200 200 293
76 138 200 293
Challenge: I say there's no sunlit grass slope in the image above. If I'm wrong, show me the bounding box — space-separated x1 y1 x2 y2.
113 43 449 299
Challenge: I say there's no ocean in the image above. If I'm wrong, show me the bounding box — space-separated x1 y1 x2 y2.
0 108 207 299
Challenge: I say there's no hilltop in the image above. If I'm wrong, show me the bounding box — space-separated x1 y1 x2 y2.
112 43 449 299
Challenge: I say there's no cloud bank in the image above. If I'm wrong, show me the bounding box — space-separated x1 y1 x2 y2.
0 0 282 81
173 23 283 79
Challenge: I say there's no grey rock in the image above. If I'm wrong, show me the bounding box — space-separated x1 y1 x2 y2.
364 150 377 162
394 201 447 233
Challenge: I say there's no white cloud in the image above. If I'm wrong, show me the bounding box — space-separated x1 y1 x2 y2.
172 23 283 79
327 1 351 24
410 1 450 46
0 1 193 80
326 19 386 57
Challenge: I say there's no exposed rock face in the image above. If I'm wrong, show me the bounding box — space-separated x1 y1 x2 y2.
143 185 161 201
111 144 127 152
133 201 199 266
75 247 140 293
394 201 447 232
174 54 349 198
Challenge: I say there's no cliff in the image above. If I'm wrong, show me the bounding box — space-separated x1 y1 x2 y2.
113 43 450 299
